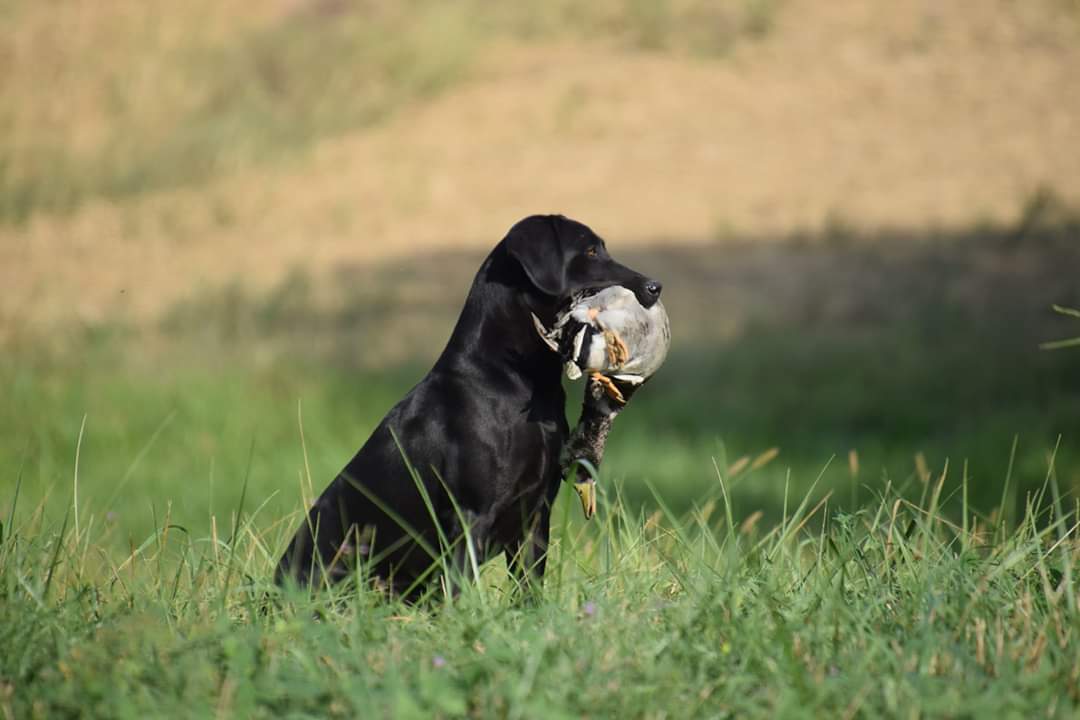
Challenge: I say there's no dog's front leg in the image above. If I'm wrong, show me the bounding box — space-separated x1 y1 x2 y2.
443 510 491 598
504 505 551 599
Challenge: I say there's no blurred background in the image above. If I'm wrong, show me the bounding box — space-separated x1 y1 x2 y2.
3 0 1080 545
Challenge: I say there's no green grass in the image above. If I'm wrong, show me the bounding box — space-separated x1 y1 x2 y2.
4 341 1075 552
1042 305 1080 351
2 228 1079 715
4 278 1078 547
2 330 1079 716
3 447 1078 718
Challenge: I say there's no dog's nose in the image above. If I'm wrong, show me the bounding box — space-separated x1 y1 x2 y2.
644 280 662 298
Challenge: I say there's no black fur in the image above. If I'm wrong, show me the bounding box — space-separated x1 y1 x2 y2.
275 214 660 597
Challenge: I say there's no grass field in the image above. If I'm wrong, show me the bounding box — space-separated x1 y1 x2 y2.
7 210 1078 546
5 0 1080 716
3 260 1079 716
4 445 1078 717
4 209 1080 717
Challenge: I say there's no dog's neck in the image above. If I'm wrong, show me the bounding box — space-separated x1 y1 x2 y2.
435 245 563 384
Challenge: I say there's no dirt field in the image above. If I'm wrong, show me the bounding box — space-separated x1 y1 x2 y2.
2 0 1079 335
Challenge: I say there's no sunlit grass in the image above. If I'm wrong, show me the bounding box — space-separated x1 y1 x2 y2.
2 238 1077 714
3 443 1077 717
2 305 1077 715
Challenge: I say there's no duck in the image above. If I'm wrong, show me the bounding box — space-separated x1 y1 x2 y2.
532 285 671 403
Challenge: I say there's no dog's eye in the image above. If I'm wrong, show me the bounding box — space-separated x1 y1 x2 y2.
585 247 599 258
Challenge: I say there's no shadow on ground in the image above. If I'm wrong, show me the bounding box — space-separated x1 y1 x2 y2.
152 207 1080 521
6 209 1079 535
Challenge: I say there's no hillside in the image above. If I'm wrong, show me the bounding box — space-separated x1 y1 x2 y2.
2 0 1079 336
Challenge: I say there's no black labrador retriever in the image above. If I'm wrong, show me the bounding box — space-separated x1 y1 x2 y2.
275 214 661 597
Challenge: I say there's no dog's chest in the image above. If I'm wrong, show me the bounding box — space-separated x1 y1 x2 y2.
488 417 563 516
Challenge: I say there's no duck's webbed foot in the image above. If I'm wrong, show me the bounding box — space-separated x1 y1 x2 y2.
603 329 630 369
590 372 626 404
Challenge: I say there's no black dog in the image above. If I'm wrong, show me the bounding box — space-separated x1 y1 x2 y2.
275 215 661 597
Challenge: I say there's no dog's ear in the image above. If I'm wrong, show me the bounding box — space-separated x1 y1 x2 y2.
504 215 566 297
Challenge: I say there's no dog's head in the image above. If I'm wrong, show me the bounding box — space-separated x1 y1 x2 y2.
503 214 662 309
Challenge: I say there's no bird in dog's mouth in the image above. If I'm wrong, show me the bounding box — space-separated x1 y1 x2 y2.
532 285 671 518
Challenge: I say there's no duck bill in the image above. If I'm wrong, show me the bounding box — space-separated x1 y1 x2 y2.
573 479 597 519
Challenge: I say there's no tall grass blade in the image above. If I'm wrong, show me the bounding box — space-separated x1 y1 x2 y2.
221 436 256 612
3 443 28 550
43 506 71 601
72 413 87 539
105 410 177 508
997 435 1019 540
